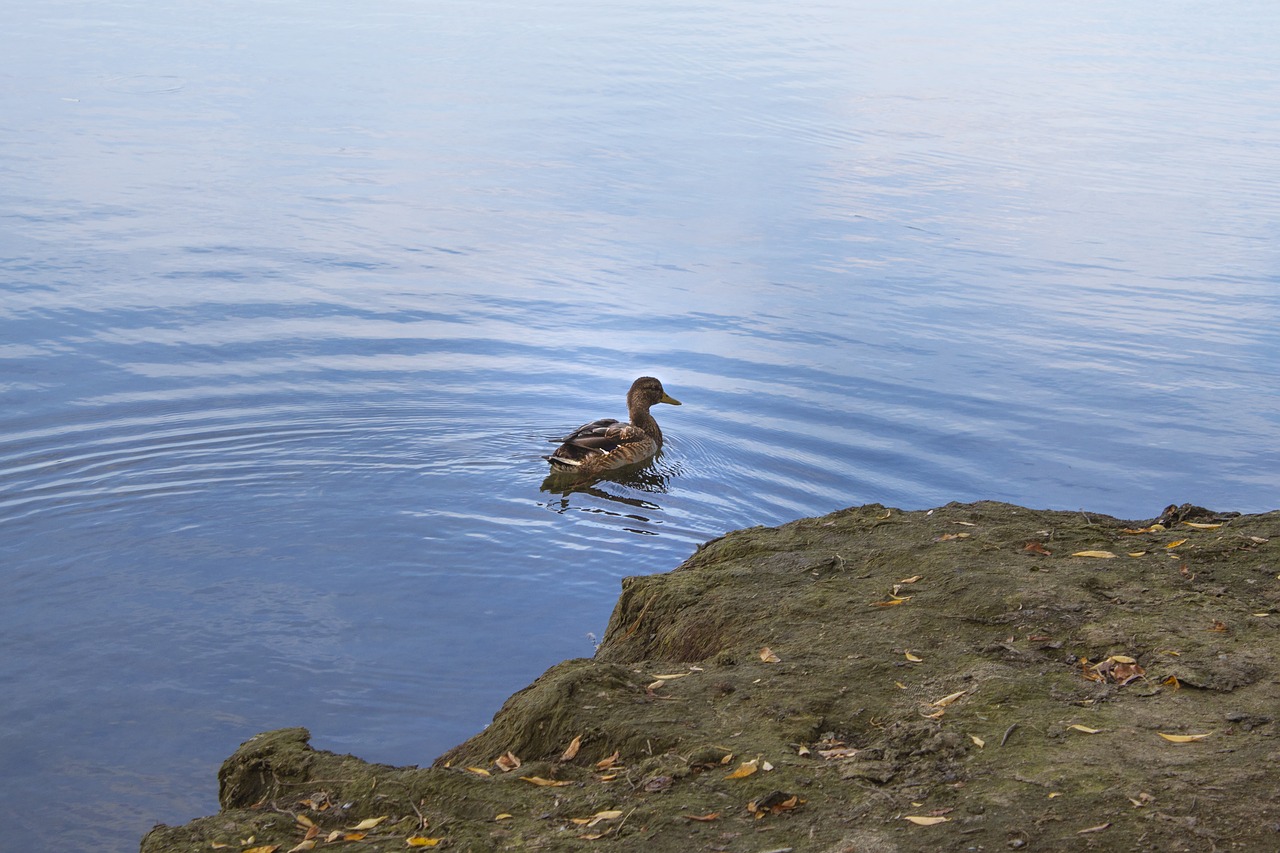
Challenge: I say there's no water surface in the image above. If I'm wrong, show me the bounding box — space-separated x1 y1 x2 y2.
2 1 1278 849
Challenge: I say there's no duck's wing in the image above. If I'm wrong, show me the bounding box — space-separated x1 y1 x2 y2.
552 417 621 445
547 419 655 468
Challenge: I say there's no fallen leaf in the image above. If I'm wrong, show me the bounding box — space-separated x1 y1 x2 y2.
905 652 923 662
651 672 690 680
243 847 279 853
494 751 522 772
1163 675 1180 689
1078 822 1111 834
1128 551 1148 557
1072 550 1118 559
1048 792 1061 799
1068 724 1101 734
1165 539 1188 549
725 759 759 780
1023 541 1052 556
647 679 667 691
931 690 967 707
406 838 443 848
286 840 316 853
521 776 573 787
683 812 721 822
1158 732 1213 743
898 574 923 584
350 817 387 831
937 532 971 541
1208 621 1229 633
494 814 512 821
342 835 366 843
970 735 985 748
560 735 582 761
594 751 621 770
796 744 811 756
325 831 342 843
895 680 907 689
1181 521 1222 530
1110 655 1137 664
759 647 781 663
904 815 950 826
873 598 909 607
818 747 860 759
572 810 623 827
465 767 490 777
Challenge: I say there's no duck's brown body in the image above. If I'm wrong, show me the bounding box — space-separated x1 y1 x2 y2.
545 377 681 475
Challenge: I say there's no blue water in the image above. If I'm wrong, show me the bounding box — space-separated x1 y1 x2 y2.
2 1 1278 849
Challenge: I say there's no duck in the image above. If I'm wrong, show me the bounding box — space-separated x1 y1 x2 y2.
545 377 681 475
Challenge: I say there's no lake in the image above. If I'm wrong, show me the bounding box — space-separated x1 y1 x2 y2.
1 1 1277 849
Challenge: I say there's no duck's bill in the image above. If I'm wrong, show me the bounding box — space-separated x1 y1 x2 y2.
661 393 682 405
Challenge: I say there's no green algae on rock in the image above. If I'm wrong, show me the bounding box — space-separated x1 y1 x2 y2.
142 501 1280 852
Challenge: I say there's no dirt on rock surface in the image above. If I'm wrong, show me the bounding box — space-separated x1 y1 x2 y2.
142 501 1280 852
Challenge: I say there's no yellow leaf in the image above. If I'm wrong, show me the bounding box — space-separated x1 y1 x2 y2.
406 837 442 848
1072 550 1118 559
1127 551 1147 557
521 776 573 787
560 735 582 761
904 815 950 826
898 575 923 584
873 598 909 607
905 652 923 662
350 817 387 831
725 759 759 780
931 690 967 707
895 681 907 689
1048 792 1061 799
494 814 512 821
1068 724 1100 734
1158 732 1213 743
295 814 316 828
969 735 985 748
465 766 490 777
1165 539 1188 549
1180 521 1222 530
1163 675 1180 690
1110 655 1137 664
243 847 278 853
342 836 366 843
325 831 342 843
647 679 666 691
759 647 781 663
286 842 316 853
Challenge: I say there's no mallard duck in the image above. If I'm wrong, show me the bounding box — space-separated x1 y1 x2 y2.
545 377 681 475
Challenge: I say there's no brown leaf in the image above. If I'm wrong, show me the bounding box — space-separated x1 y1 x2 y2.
1077 822 1111 834
759 647 781 663
594 750 621 770
683 812 721 822
494 751 522 773
349 817 387 831
873 597 909 607
560 735 583 762
521 776 573 787
405 838 442 848
1023 541 1052 556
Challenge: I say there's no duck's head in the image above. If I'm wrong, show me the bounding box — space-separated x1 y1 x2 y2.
629 376 681 410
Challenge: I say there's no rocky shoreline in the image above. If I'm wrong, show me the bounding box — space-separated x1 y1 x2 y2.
142 501 1280 852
